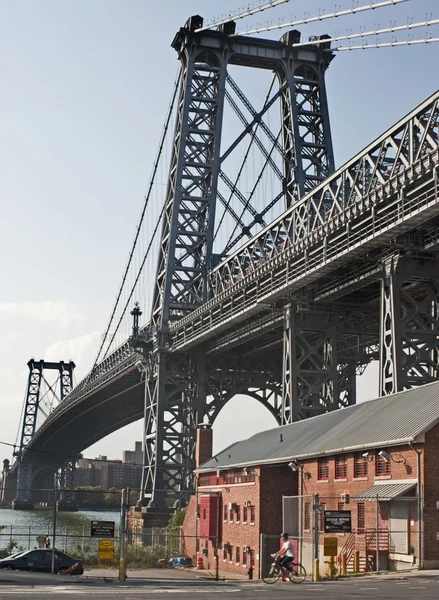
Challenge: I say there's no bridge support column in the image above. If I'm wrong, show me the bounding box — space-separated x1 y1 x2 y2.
282 301 339 423
58 460 78 512
139 353 205 519
13 461 35 510
380 255 439 395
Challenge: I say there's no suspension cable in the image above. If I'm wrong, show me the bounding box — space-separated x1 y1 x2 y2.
92 66 181 368
234 0 409 36
334 36 439 51
102 200 167 360
292 18 439 48
196 0 291 33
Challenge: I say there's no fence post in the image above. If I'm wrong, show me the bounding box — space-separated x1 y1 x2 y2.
375 494 379 574
28 526 31 550
82 525 85 553
65 526 68 551
119 488 127 583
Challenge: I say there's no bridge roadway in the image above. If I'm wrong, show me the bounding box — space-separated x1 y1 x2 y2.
17 88 439 468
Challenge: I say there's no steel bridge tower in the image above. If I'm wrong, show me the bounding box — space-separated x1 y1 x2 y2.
132 16 336 519
13 359 75 510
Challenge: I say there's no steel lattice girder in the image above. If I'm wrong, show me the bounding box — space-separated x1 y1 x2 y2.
380 254 439 395
171 92 439 350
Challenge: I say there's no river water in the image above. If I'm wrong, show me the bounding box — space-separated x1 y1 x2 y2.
0 507 120 553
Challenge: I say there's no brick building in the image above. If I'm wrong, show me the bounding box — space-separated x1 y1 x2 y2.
182 383 439 577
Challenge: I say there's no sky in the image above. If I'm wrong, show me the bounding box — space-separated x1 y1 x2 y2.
1 0 439 464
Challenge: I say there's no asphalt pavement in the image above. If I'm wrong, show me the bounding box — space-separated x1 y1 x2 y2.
0 569 439 599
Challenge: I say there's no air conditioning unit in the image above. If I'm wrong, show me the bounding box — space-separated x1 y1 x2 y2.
340 493 350 504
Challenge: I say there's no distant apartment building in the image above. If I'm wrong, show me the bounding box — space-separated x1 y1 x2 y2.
75 442 142 490
123 441 142 465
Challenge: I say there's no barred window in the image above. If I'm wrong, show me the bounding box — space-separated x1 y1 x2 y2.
236 505 241 522
223 546 227 560
304 502 311 530
250 505 256 524
354 453 368 477
243 505 248 522
236 547 240 564
376 453 391 475
223 505 228 521
229 508 234 522
250 549 255 567
242 550 247 565
338 502 345 511
228 546 233 562
319 503 326 531
357 502 365 532
335 455 347 479
318 457 329 480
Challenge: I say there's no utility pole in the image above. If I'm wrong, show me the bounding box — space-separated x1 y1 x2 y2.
119 488 127 582
51 472 57 575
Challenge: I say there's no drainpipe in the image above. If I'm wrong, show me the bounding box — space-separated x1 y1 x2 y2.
409 442 423 569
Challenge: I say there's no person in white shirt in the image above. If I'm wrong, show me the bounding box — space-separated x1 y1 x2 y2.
275 532 295 570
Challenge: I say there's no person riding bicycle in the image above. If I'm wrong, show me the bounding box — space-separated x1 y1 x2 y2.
275 533 295 572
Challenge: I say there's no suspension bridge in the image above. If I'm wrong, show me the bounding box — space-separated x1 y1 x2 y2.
5 3 439 522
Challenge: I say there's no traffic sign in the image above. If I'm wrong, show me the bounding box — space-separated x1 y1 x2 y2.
324 510 352 534
323 537 338 556
98 539 115 560
91 520 115 538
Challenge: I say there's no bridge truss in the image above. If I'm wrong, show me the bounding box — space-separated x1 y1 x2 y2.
15 15 439 520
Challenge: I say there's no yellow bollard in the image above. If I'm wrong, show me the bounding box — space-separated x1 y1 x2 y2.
119 557 126 582
313 558 320 582
353 550 360 573
341 553 347 576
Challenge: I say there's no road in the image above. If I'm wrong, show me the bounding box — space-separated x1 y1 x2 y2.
1 578 439 599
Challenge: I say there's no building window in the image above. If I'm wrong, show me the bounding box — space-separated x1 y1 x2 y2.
236 547 240 564
236 505 241 522
242 550 247 566
228 546 233 562
229 507 234 522
318 457 329 480
304 502 311 530
357 502 365 532
250 505 256 524
338 502 344 511
335 455 347 479
223 546 227 561
243 505 248 523
376 453 391 476
223 505 228 521
354 453 368 477
250 549 255 567
319 503 326 531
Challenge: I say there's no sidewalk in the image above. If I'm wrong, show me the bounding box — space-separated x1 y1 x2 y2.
363 568 439 580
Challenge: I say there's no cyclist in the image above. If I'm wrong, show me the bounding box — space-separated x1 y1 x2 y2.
275 533 295 574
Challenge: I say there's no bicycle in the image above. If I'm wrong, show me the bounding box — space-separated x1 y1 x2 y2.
262 553 306 584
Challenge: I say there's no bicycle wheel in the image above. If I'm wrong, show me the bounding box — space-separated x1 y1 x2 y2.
262 563 281 584
288 562 307 583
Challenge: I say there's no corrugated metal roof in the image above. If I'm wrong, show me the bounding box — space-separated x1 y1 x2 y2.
198 380 439 472
352 480 417 501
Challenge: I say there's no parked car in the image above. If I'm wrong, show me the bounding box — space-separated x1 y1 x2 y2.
0 549 83 574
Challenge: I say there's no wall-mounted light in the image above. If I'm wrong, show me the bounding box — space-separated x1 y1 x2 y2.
378 449 406 464
288 460 299 472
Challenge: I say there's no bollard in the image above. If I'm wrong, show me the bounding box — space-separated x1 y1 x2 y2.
247 566 253 580
341 553 347 576
119 558 126 583
353 550 360 573
313 558 320 582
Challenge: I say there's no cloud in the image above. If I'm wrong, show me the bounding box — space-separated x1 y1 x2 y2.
44 332 102 380
0 301 84 328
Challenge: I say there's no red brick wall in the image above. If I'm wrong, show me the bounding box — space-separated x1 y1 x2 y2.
259 465 298 534
423 423 439 567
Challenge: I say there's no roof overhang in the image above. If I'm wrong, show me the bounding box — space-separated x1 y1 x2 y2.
352 479 418 501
